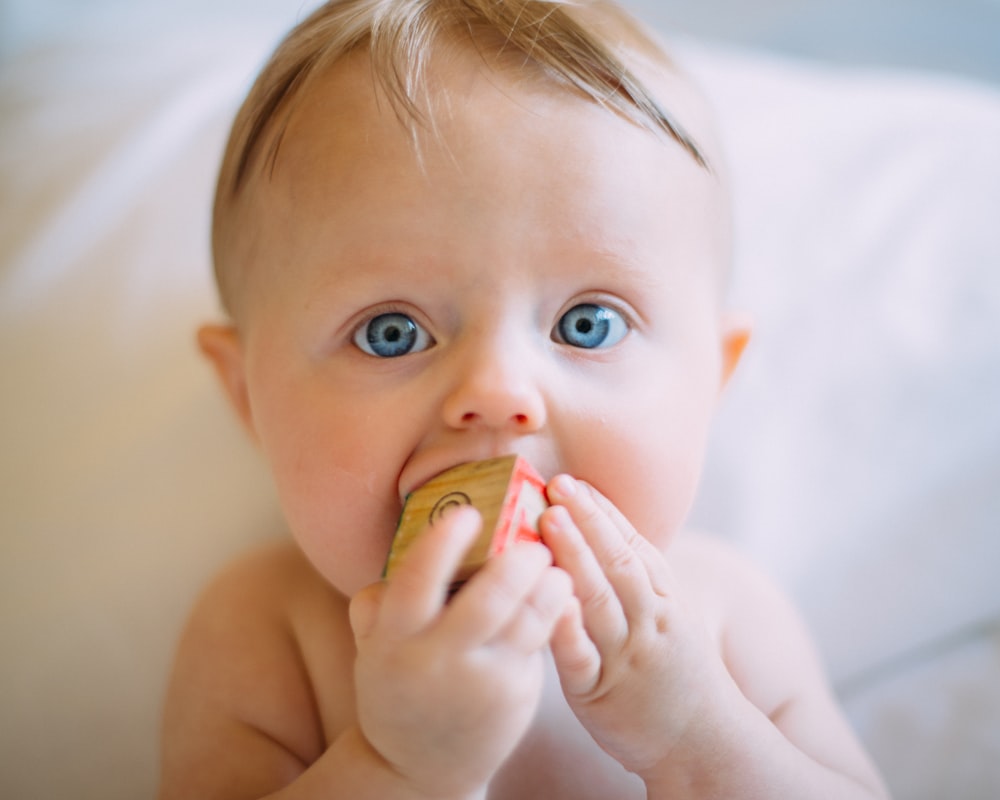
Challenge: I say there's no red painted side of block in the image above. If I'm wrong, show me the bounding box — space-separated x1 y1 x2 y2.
488 457 545 556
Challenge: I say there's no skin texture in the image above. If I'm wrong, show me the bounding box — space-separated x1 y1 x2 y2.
159 47 889 800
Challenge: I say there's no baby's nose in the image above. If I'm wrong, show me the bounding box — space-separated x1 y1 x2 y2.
441 345 547 432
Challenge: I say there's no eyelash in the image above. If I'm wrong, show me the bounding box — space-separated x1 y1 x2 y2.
552 302 630 350
348 297 633 359
351 308 435 358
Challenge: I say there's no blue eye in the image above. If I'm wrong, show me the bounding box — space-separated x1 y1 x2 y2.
555 304 628 349
353 312 433 358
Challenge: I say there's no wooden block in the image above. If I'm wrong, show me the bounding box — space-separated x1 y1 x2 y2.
384 455 548 587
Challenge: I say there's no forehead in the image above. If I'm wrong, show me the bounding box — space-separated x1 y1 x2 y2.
267 41 718 198
227 44 730 314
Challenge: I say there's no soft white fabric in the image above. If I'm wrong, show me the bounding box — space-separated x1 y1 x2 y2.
682 39 1000 683
0 28 286 798
1 19 998 800
680 44 1000 800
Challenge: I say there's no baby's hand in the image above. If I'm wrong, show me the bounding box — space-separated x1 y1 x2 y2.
349 506 572 799
542 476 730 782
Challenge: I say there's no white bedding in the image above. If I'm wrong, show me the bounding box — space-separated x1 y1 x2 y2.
1 5 998 799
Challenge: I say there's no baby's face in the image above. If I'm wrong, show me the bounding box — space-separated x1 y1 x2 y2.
227 52 741 596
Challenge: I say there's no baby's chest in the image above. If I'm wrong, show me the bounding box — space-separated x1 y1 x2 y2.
487 661 646 800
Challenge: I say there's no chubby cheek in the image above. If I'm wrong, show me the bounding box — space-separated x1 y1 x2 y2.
565 370 717 551
275 447 400 595
249 379 407 596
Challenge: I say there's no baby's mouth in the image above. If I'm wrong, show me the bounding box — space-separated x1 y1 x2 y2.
385 454 549 585
397 439 556 506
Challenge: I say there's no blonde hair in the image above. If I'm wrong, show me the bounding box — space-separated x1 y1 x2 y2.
213 0 706 317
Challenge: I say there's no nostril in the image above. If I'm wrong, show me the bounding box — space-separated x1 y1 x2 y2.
456 410 532 427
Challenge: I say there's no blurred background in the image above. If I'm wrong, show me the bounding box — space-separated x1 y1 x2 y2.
3 0 1000 84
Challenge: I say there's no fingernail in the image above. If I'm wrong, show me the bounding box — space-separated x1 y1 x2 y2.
551 505 572 530
551 474 577 499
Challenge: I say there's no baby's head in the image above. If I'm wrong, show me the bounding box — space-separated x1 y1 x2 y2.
212 0 729 320
201 0 748 595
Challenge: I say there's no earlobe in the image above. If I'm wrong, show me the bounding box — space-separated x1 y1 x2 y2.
196 324 257 441
719 312 752 392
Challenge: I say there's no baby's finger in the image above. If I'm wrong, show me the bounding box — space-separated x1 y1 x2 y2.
492 566 574 654
549 597 601 697
540 503 628 653
379 506 482 637
442 541 555 647
348 581 386 641
581 481 674 599
547 475 653 620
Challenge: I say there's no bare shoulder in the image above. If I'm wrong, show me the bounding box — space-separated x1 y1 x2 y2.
670 533 822 717
671 533 885 791
159 539 353 797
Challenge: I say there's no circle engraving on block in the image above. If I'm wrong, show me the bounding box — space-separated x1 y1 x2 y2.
429 491 473 525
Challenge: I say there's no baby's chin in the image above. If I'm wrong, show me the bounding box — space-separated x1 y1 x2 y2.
328 565 387 601
290 530 394 600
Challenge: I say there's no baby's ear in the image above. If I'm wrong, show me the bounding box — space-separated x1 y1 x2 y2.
718 311 752 392
197 324 257 441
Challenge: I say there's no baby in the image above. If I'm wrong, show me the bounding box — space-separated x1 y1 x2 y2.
159 1 888 797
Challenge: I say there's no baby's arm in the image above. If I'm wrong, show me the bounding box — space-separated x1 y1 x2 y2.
159 509 571 800
158 541 335 798
542 475 889 800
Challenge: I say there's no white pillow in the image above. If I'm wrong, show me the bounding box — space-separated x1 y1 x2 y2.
682 43 1000 799
681 42 1000 679
0 28 285 799
1 26 998 800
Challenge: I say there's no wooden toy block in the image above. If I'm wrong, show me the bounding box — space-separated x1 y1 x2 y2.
384 454 548 588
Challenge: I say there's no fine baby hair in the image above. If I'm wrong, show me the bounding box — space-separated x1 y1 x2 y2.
211 0 707 318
